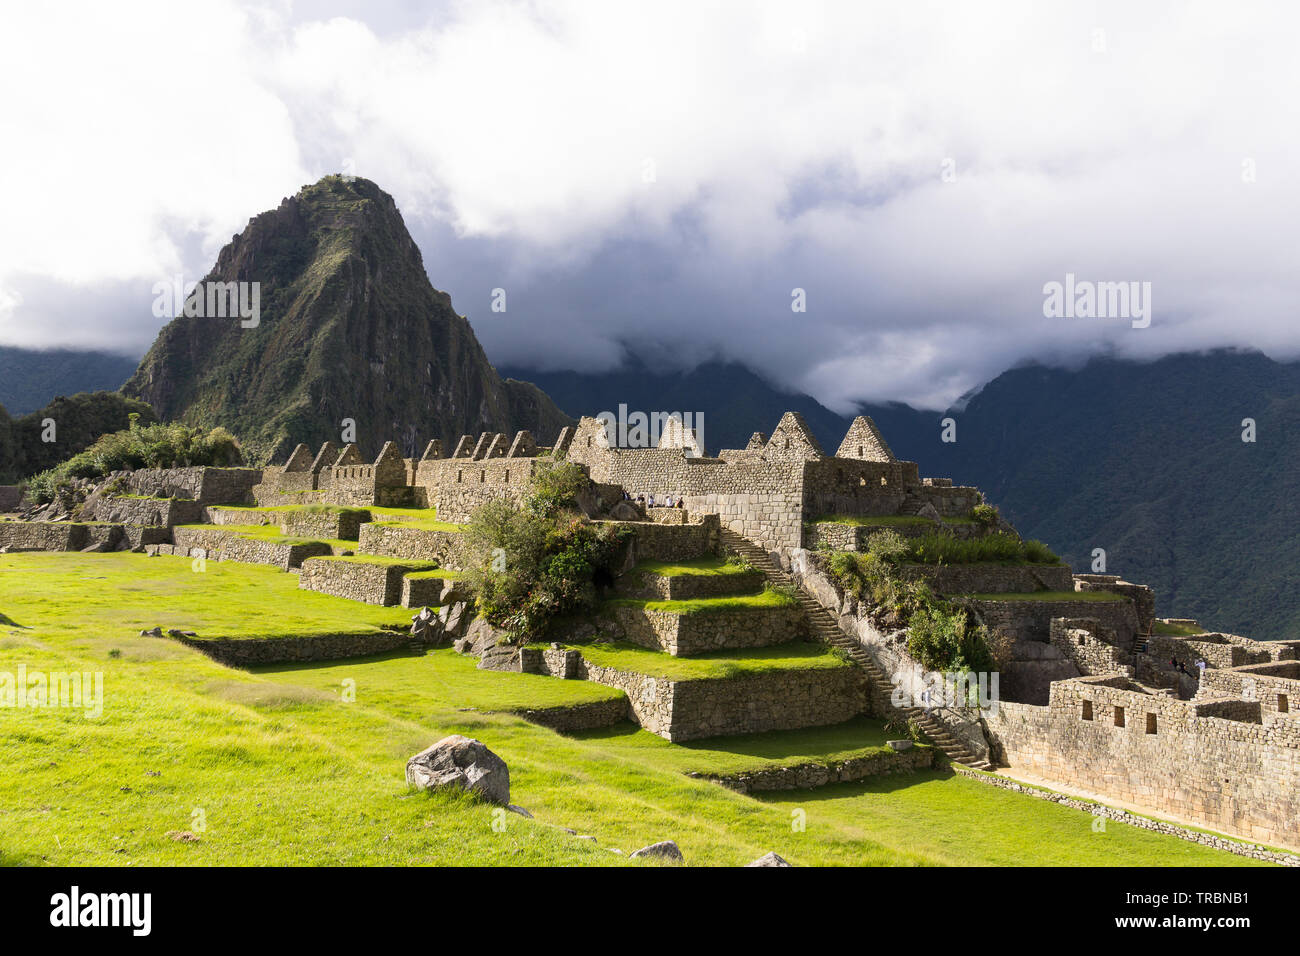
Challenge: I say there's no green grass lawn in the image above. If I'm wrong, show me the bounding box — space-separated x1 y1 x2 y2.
0 552 413 639
306 555 441 570
366 507 464 532
633 556 755 577
178 523 354 552
602 589 797 616
1153 620 1205 636
404 569 464 581
0 552 1268 867
960 591 1126 603
566 639 853 680
812 514 978 527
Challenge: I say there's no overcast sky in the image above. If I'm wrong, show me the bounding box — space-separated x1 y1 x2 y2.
1 1 1296 410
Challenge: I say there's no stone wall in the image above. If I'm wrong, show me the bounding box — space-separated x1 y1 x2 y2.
967 596 1139 647
1048 617 1133 677
170 526 332 570
174 631 409 666
357 523 471 569
601 602 806 656
898 563 1076 596
986 676 1300 851
509 697 632 733
528 647 868 741
1074 574 1155 632
414 457 540 523
123 467 263 506
279 509 366 541
615 566 764 601
604 515 720 564
1200 662 1300 716
86 495 205 528
698 746 935 793
0 520 88 551
298 557 433 606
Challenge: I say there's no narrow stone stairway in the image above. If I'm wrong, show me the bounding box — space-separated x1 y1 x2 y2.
720 528 995 771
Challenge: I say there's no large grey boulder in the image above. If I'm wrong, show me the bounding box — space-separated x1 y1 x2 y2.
405 735 511 805
746 851 792 867
630 840 684 863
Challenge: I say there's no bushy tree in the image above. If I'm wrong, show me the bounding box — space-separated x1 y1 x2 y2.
464 463 630 640
25 418 242 503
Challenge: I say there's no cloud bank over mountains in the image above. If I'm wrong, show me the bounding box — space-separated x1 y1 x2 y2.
1 0 1297 409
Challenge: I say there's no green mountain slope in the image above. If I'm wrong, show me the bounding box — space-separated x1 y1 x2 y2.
122 175 570 463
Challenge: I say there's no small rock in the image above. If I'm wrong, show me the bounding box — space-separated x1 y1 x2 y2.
630 840 684 863
576 834 597 842
746 851 792 867
140 626 163 637
507 804 533 818
887 739 914 751
165 830 200 843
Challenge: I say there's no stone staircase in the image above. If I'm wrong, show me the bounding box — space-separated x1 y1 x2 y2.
720 528 995 771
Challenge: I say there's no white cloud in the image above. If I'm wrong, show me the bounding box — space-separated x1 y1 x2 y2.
0 0 1297 408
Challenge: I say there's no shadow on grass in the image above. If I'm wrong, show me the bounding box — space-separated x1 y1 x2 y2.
751 767 957 801
0 611 28 628
249 646 429 675
569 716 897 760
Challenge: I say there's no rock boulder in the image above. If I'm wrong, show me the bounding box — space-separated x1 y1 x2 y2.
405 735 511 805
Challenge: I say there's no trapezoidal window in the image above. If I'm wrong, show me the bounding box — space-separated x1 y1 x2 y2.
1145 713 1158 735
1081 700 1093 721
1279 694 1290 713
1114 705 1125 727
479 470 486 483
456 470 462 483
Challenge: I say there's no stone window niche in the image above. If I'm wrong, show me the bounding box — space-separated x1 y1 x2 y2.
1114 705 1125 727
1279 694 1290 714
1082 700 1093 721
1145 713 1158 735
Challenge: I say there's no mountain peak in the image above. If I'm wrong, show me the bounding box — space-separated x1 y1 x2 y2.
122 178 568 462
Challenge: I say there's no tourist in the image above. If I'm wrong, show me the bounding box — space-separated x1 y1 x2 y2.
648 493 656 507
675 496 684 509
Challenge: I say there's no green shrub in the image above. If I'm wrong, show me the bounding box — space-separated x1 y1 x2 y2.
890 532 1059 566
26 417 242 503
906 604 994 673
970 503 999 527
464 469 630 640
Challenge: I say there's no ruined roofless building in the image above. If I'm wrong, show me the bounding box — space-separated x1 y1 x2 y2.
255 412 980 550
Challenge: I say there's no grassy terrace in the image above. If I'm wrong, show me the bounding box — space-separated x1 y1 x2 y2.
404 569 464 580
0 551 1267 866
563 640 849 680
602 589 797 616
812 514 977 527
633 556 755 577
176 523 354 552
305 554 440 569
366 507 464 532
214 504 371 517
959 590 1126 603
1153 620 1206 637
0 552 412 638
572 716 907 777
